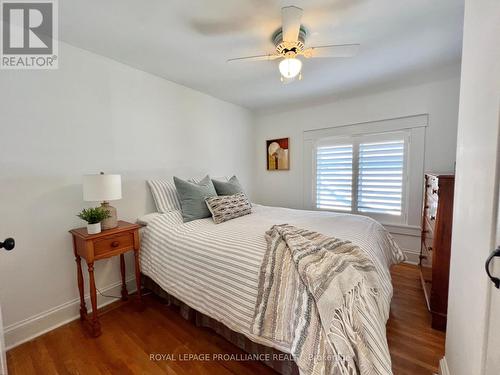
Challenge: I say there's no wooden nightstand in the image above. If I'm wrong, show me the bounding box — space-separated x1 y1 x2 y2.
69 220 143 337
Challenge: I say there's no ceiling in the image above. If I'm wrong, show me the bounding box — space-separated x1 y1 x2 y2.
60 0 464 111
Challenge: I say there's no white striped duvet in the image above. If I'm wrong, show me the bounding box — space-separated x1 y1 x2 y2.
140 204 404 354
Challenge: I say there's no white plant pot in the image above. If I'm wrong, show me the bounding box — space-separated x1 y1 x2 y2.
87 222 101 235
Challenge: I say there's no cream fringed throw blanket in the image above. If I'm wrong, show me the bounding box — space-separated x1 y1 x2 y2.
252 225 393 375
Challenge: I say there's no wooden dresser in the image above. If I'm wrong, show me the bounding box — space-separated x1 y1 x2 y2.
419 173 455 331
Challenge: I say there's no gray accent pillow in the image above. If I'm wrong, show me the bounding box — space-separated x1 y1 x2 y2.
212 175 245 196
205 193 252 224
173 175 217 222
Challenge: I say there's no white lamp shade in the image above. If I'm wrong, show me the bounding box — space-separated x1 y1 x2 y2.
83 174 122 202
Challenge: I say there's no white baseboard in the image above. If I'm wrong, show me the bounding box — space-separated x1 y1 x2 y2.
387 226 421 265
4 275 137 350
403 249 420 265
439 357 450 375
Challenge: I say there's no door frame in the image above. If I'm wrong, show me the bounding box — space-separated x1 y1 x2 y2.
484 191 500 374
0 304 7 375
443 1 500 374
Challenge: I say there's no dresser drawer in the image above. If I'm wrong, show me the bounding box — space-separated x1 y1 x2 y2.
426 192 438 208
420 241 433 269
425 215 436 234
422 225 434 243
423 218 434 238
424 236 434 252
426 175 439 198
94 232 134 258
424 205 437 232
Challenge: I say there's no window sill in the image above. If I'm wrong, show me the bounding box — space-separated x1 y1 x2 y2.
383 223 421 236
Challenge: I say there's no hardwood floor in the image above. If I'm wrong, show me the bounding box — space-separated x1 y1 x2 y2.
7 264 444 375
387 263 445 374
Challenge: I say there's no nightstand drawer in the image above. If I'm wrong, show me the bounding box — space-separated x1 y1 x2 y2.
94 232 134 258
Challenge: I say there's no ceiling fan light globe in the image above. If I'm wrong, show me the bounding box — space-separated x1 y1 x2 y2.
279 58 302 79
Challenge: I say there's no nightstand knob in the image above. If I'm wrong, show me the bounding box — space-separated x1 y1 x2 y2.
111 241 120 248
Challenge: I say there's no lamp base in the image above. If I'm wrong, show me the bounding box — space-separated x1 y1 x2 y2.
101 202 118 230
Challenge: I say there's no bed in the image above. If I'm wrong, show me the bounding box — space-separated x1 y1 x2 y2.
139 204 405 374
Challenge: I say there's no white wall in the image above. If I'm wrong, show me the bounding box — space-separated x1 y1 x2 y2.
445 1 500 374
253 65 461 260
0 42 253 348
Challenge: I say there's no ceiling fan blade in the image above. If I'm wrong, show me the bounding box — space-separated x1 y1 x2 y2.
227 54 282 63
281 6 303 42
302 44 360 58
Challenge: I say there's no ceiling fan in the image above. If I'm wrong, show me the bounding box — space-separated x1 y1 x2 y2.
227 5 360 82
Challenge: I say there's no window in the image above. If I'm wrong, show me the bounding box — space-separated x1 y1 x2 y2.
314 131 408 222
316 144 353 211
303 114 427 227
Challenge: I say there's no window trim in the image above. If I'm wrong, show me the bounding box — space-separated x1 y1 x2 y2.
313 131 410 224
302 114 427 228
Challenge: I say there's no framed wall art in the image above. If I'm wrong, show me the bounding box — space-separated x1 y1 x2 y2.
266 138 289 170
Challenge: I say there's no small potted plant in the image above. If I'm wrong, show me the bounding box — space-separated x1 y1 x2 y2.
77 207 111 234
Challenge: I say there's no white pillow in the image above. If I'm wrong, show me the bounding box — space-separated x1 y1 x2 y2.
147 179 181 213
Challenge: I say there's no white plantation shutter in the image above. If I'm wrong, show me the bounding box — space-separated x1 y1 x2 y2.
316 144 353 211
358 140 404 216
314 131 408 223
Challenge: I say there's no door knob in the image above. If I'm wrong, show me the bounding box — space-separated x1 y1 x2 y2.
0 237 15 251
485 247 500 288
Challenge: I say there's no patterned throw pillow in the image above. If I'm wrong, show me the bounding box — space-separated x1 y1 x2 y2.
205 193 252 224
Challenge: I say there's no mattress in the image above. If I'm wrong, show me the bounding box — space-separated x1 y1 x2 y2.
139 204 404 353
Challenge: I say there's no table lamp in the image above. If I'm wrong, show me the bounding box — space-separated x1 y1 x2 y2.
83 172 122 230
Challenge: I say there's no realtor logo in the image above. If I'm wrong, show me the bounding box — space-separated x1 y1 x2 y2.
1 0 58 69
